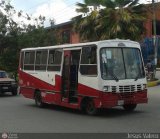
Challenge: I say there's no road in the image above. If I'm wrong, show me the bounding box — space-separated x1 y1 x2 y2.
0 86 160 133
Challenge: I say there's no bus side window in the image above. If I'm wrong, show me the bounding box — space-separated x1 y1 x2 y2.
80 46 97 75
24 51 35 70
35 50 48 71
47 49 62 71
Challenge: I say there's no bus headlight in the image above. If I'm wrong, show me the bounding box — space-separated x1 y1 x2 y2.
103 86 110 92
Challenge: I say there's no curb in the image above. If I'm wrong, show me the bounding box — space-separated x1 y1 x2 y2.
156 68 160 71
147 79 160 87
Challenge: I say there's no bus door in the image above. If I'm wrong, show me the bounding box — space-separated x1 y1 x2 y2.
62 50 81 103
62 50 71 102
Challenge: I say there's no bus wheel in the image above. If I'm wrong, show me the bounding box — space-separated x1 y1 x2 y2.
123 104 137 111
85 99 98 115
35 91 45 107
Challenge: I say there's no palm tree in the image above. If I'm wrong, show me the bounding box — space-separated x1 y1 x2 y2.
72 0 147 41
72 2 100 41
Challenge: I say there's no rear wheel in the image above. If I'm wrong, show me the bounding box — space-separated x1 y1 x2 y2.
85 99 98 115
35 91 45 107
123 104 137 111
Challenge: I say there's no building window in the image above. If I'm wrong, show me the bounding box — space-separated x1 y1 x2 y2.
80 46 97 75
152 20 160 35
61 30 70 43
47 49 62 71
24 51 35 70
35 50 48 71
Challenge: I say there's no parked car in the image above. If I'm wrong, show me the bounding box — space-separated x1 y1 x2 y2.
0 70 17 95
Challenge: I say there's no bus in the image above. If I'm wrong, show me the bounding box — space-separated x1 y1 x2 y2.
18 39 148 115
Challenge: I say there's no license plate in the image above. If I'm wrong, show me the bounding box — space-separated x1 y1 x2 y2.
3 87 8 90
118 100 124 105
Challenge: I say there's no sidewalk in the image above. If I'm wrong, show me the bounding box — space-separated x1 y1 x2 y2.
147 70 160 87
156 70 160 79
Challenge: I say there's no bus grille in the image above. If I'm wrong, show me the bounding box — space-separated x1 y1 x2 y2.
111 85 144 93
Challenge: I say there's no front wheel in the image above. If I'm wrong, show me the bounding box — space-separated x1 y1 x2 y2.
12 88 17 96
123 104 137 111
35 91 45 107
85 99 98 115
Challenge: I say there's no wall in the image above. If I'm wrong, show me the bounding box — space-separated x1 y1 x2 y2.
144 3 160 37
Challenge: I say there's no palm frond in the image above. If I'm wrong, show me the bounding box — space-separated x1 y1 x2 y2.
73 0 147 41
76 3 89 13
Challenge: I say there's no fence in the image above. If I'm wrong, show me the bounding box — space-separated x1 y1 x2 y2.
141 36 160 66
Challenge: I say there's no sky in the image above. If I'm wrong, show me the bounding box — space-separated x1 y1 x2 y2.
10 0 83 27
9 0 158 27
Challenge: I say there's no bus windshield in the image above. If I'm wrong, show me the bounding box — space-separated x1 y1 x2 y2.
100 47 145 81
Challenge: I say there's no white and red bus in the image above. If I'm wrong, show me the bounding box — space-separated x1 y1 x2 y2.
18 39 148 115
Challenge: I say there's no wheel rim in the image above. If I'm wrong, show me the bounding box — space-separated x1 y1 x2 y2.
86 101 95 114
35 93 41 106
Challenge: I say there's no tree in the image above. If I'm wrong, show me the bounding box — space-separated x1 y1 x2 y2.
72 0 147 42
72 2 100 41
0 0 57 79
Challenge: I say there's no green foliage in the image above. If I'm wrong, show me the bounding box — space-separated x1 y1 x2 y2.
0 0 57 76
0 47 19 72
73 0 147 42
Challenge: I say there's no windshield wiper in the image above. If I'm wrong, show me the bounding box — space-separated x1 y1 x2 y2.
135 73 139 81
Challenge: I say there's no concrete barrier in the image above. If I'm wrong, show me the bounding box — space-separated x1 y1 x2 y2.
147 79 160 87
147 69 160 87
156 68 160 71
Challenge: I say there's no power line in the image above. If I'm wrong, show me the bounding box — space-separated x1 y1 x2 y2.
23 0 51 12
9 0 76 24
24 0 73 12
21 0 78 21
45 2 77 21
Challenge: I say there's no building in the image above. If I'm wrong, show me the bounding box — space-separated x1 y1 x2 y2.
46 21 80 44
47 2 160 66
144 2 160 37
47 2 160 45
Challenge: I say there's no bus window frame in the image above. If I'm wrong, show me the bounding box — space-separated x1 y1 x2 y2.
35 50 48 71
23 51 35 71
47 48 63 72
79 45 98 77
20 51 24 70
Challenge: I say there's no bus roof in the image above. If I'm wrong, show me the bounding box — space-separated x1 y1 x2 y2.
21 39 140 51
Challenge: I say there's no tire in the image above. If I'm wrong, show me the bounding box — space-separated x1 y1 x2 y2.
123 104 137 111
35 91 45 107
12 88 17 96
85 99 98 115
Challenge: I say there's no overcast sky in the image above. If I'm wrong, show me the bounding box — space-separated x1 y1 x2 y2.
10 0 83 26
10 0 158 27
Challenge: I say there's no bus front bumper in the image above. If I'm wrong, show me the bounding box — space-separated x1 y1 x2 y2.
100 90 148 108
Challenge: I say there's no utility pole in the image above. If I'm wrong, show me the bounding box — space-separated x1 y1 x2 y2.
152 0 157 79
152 0 157 66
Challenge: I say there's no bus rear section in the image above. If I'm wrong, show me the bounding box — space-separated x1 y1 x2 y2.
18 40 148 115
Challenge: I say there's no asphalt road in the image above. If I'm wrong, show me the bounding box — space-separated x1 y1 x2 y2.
0 86 160 133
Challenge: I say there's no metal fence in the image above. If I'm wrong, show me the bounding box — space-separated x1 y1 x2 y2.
141 36 160 65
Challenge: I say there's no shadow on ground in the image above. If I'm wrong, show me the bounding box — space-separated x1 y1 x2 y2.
26 103 146 118
0 92 17 98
